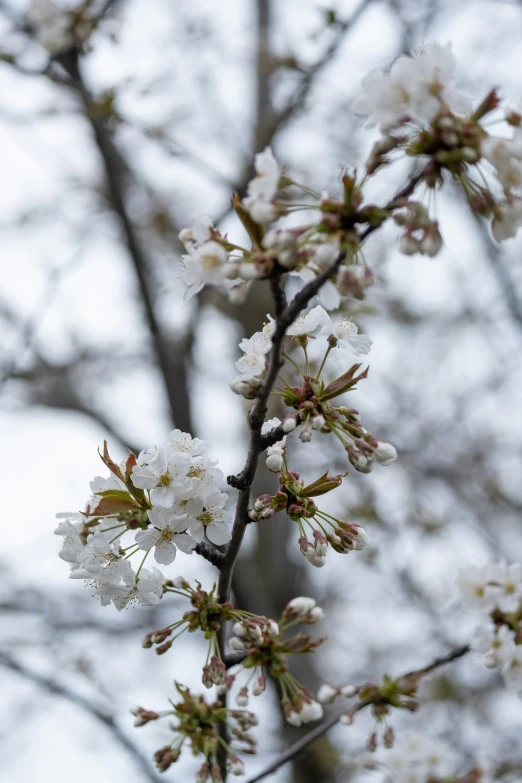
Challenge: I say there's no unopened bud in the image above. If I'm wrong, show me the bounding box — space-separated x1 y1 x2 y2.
282 415 297 433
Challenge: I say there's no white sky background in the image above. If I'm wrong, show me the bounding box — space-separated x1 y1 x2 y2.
2 0 522 781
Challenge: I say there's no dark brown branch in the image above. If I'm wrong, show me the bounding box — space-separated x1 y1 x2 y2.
194 541 225 567
60 50 193 433
244 644 471 783
0 651 163 783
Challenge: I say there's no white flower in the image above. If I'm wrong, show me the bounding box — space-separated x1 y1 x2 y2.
340 685 358 698
350 525 370 550
54 519 84 566
321 315 372 355
229 759 245 776
109 567 165 611
492 199 522 242
286 596 316 615
471 622 516 668
457 565 499 611
385 731 455 782
287 305 331 337
317 685 338 704
299 700 323 722
181 241 228 299
501 646 522 691
178 214 213 249
186 490 233 545
482 136 522 191
354 42 470 129
28 0 73 54
266 450 284 473
373 440 398 465
229 637 246 651
229 374 264 398
487 562 522 614
131 448 192 507
72 531 133 583
167 429 209 456
235 318 275 376
406 42 471 124
135 507 195 565
298 240 342 311
90 473 126 494
243 147 280 223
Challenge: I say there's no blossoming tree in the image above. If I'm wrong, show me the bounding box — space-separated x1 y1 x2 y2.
40 20 522 781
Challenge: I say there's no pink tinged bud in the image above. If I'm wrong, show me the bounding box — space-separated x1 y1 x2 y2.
309 606 325 622
224 262 240 279
421 223 443 257
367 732 378 752
282 415 297 433
317 684 338 704
286 711 302 726
340 685 358 698
239 262 262 281
339 712 353 726
286 596 316 616
249 509 260 521
267 620 279 636
229 757 245 776
337 265 374 298
373 440 397 466
313 530 328 557
236 687 249 707
131 707 160 726
383 726 395 749
351 524 370 550
399 233 422 256
312 415 326 431
252 676 267 696
142 633 153 648
261 507 275 518
155 639 173 655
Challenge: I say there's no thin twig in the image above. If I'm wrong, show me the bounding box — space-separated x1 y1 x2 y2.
244 644 470 783
0 651 163 783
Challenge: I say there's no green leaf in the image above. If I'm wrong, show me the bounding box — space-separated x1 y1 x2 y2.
91 492 139 516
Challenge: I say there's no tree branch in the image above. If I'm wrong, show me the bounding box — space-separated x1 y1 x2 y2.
244 644 471 783
0 651 163 783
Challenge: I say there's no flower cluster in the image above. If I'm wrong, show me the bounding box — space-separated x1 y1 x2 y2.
55 431 231 609
458 563 522 695
251 469 369 568
142 583 326 728
356 41 522 243
133 684 257 780
228 595 325 726
373 731 488 783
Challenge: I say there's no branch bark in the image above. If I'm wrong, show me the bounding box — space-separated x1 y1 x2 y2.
0 651 164 783
244 644 471 783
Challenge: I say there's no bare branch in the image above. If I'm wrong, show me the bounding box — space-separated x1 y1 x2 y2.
244 645 471 783
0 651 163 783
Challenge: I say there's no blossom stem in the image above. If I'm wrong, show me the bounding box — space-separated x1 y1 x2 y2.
316 345 332 378
135 548 150 578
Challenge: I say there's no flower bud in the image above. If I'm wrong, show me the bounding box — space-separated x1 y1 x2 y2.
236 687 249 707
399 233 422 256
252 676 267 696
312 414 326 430
228 281 250 305
340 684 358 698
299 429 312 443
373 440 397 466
266 452 284 472
229 637 246 652
317 684 338 704
230 757 245 776
131 707 160 727
309 606 325 622
282 415 297 433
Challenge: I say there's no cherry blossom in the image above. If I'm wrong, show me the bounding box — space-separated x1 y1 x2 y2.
135 508 196 565
321 314 372 355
